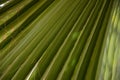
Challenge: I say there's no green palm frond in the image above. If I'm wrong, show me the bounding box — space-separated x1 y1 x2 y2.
0 0 119 80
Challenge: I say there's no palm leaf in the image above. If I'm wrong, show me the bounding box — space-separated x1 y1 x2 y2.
0 0 119 80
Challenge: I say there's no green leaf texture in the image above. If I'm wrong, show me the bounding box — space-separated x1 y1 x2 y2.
0 0 119 80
